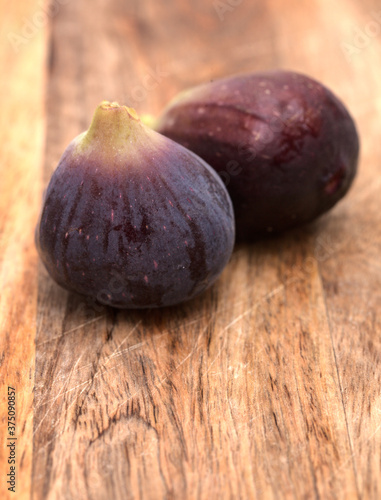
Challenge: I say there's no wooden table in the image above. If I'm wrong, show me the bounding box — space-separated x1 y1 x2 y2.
1 0 381 498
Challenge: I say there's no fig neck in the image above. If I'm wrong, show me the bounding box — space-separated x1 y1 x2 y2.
82 101 144 152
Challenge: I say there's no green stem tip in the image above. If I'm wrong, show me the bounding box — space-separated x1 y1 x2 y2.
82 101 144 151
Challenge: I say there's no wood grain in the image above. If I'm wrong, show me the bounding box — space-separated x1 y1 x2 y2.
0 1 47 499
1 0 381 498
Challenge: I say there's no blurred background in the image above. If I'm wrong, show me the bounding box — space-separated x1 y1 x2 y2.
5 0 377 186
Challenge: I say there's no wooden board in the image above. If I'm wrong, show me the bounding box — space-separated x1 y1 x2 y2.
1 0 381 498
0 0 47 499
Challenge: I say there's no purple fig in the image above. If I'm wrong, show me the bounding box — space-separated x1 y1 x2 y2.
36 102 235 309
155 71 359 240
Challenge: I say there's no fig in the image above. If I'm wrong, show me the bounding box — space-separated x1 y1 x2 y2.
36 101 235 309
155 71 359 239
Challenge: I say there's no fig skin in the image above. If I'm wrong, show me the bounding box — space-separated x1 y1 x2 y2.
36 102 235 309
155 71 360 240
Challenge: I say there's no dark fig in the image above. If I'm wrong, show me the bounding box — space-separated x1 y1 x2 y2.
155 71 359 240
36 101 235 309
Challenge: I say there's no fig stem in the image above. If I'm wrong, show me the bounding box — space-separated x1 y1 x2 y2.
140 113 158 129
82 101 143 151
